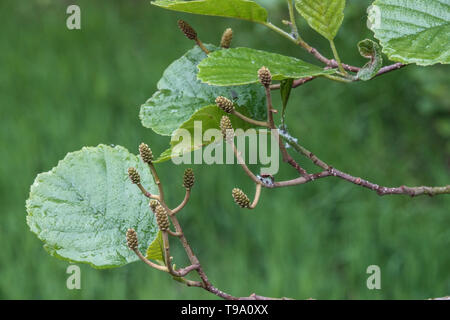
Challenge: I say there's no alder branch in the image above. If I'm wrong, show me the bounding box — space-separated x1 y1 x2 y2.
133 249 168 273
265 19 406 89
270 76 316 90
231 109 269 127
250 184 262 209
124 12 441 301
263 84 309 178
232 144 262 184
278 132 450 197
374 62 407 78
270 62 407 90
128 154 284 300
226 71 449 197
171 189 190 215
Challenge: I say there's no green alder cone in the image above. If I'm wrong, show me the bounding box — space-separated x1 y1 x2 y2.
232 188 250 208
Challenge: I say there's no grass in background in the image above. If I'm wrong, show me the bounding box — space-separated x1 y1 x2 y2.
0 0 448 299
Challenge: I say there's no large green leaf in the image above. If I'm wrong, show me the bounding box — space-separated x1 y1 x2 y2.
295 0 346 40
156 105 254 162
197 47 335 86
140 45 266 136
26 144 158 268
368 0 450 65
151 0 268 23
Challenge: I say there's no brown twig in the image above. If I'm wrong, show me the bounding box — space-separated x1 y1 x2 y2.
232 142 263 185
374 62 407 78
171 190 190 215
148 163 164 201
195 38 210 55
265 86 309 178
270 62 405 91
279 134 450 197
133 249 168 273
167 229 183 237
265 18 406 90
136 183 160 200
270 76 316 90
249 183 262 209
131 153 288 300
232 109 269 127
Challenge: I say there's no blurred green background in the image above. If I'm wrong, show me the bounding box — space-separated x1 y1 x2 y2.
1 0 449 299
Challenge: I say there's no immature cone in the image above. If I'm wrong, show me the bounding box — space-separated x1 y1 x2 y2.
232 188 250 208
149 200 159 212
126 228 138 250
128 167 141 184
220 116 234 142
155 205 170 231
220 28 233 48
183 168 195 190
258 66 272 87
216 96 234 113
139 143 153 164
177 20 197 40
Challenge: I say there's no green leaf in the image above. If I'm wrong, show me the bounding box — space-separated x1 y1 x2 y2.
280 78 293 129
146 230 165 263
151 0 268 23
357 39 383 81
156 105 254 163
140 45 266 136
295 0 346 40
368 0 450 66
26 145 158 269
197 47 335 86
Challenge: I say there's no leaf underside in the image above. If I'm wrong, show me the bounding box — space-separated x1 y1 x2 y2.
139 45 267 136
368 0 450 65
156 105 255 163
26 144 158 268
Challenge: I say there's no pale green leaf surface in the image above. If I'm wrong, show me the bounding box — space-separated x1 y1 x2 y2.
357 39 383 81
295 0 346 40
156 105 254 162
151 0 268 23
140 45 266 136
197 47 335 86
146 230 165 263
26 145 158 268
368 0 450 65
